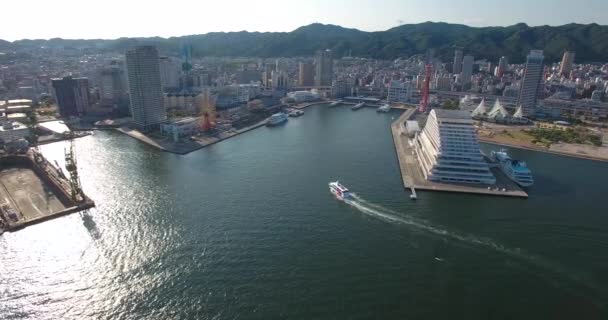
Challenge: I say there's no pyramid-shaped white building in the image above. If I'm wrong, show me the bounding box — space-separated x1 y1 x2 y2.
414 109 496 185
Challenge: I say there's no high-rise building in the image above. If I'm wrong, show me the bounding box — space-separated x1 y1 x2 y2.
99 66 128 108
125 46 166 130
331 78 349 98
298 62 314 86
315 49 333 87
559 51 575 76
496 56 508 78
414 109 496 185
387 80 413 103
517 50 545 115
432 76 452 91
51 76 90 117
271 70 289 89
453 50 463 75
159 56 180 90
262 63 275 88
460 55 474 85
275 58 287 73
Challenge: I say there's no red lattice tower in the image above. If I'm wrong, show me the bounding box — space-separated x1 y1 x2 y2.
418 64 432 113
201 112 213 132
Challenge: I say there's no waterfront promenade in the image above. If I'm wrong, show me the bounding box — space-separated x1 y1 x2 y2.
391 109 528 198
116 118 269 155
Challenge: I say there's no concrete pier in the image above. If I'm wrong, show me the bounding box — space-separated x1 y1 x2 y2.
391 109 528 198
0 152 95 232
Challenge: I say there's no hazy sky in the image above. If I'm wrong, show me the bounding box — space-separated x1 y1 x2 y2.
2 0 607 41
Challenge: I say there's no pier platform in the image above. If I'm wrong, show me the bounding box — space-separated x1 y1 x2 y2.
0 152 95 232
391 109 528 198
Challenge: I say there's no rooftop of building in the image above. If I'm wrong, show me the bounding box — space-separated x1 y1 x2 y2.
0 121 28 132
164 117 200 126
7 105 31 109
433 109 473 121
4 99 32 106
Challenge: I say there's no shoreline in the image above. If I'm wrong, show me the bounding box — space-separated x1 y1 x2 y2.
115 118 269 155
478 138 608 163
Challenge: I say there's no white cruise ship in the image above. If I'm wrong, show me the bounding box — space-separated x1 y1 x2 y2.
491 149 534 187
414 109 496 184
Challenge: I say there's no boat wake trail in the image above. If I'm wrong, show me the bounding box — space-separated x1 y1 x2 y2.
344 194 607 305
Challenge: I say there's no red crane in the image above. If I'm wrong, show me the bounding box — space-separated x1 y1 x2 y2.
419 64 432 113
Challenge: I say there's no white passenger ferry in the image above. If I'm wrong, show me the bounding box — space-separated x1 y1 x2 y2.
328 181 352 201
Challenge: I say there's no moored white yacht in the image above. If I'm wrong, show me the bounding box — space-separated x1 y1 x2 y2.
376 104 391 113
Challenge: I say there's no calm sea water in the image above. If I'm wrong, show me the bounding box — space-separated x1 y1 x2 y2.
1 105 607 319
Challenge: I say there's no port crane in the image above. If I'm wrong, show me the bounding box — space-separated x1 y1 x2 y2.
64 140 84 202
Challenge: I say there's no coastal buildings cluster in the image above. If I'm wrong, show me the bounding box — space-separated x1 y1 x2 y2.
1 34 607 199
2 41 608 142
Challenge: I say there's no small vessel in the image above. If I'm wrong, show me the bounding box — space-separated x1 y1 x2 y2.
351 102 365 110
288 110 304 117
0 202 19 222
376 104 391 113
491 149 534 187
328 181 352 201
267 113 288 126
329 101 340 107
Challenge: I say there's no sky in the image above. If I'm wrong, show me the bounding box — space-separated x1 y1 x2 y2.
2 0 607 41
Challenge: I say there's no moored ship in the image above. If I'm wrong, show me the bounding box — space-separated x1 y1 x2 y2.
352 102 365 110
376 104 391 113
267 113 289 126
491 149 534 187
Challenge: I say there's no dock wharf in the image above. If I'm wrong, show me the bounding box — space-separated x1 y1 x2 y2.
391 109 528 198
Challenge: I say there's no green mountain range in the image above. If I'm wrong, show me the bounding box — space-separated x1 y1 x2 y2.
2 22 608 63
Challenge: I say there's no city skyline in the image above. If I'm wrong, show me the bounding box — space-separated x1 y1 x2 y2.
1 0 608 41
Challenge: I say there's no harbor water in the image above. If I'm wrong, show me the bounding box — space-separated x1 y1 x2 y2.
1 105 608 319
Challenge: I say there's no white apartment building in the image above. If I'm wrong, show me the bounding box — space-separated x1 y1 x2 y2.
287 90 320 103
414 109 496 184
159 117 200 142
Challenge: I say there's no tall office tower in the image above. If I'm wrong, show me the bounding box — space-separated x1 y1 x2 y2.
125 45 166 130
99 66 128 107
496 56 508 77
262 63 275 88
315 49 333 87
271 70 289 89
453 50 463 74
414 109 496 185
275 58 287 73
517 50 545 116
298 62 314 86
51 76 90 117
559 51 575 76
460 55 474 85
159 56 180 90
